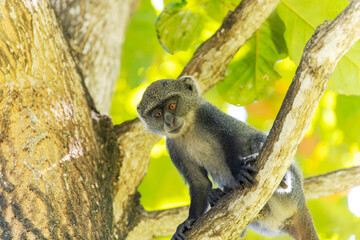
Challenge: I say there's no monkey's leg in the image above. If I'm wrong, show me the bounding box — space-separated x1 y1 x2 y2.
286 205 319 240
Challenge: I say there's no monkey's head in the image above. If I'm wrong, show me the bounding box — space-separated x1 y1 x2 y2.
137 76 201 138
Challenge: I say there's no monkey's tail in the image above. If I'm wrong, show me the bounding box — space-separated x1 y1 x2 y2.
287 205 319 240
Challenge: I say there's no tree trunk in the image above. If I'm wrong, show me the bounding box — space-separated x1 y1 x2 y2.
0 0 128 238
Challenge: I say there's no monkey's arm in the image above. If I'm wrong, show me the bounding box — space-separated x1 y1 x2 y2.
167 140 212 240
172 167 212 240
236 153 290 189
232 132 265 187
231 153 259 188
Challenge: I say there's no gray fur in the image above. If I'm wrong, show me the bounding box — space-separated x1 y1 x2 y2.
250 163 305 236
137 76 318 240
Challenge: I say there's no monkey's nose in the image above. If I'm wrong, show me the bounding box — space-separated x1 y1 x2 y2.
165 114 175 127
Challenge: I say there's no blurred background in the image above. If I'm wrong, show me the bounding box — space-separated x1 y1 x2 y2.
110 0 360 239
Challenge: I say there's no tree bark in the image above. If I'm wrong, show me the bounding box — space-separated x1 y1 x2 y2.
304 166 360 200
0 0 120 239
50 0 139 113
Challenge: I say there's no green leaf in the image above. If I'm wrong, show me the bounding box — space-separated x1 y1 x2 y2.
110 0 163 124
335 94 360 143
156 0 239 54
328 42 360 95
121 0 163 87
217 12 288 106
277 0 360 96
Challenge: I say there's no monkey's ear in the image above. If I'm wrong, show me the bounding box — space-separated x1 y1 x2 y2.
136 105 142 115
179 76 198 92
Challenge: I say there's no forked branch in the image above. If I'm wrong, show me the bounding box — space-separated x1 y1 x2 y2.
185 1 360 238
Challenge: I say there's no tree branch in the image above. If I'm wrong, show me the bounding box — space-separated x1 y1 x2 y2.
179 0 281 93
127 166 360 239
184 1 360 238
126 207 189 240
113 119 160 224
304 166 360 200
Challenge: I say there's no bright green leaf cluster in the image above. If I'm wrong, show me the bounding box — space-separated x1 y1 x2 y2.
156 0 360 106
156 0 239 53
217 11 288 105
278 0 360 96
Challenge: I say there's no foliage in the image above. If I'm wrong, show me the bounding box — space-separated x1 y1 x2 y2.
156 0 239 54
217 11 288 105
156 0 360 105
110 0 360 239
277 0 360 96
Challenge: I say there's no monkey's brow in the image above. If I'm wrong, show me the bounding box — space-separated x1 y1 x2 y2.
147 95 179 114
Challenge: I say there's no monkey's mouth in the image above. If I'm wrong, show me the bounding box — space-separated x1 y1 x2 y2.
167 123 184 134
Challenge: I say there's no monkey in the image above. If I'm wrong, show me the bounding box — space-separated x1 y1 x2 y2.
137 76 319 240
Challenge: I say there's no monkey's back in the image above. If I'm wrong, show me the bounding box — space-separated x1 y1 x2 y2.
196 101 266 162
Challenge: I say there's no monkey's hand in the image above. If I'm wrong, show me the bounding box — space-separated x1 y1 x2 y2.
171 218 196 240
208 188 226 207
208 187 233 207
236 153 259 188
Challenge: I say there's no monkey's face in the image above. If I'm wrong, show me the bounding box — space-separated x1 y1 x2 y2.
138 96 196 138
150 97 184 137
137 77 201 138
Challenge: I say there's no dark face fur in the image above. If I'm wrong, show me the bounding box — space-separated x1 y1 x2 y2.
137 76 201 138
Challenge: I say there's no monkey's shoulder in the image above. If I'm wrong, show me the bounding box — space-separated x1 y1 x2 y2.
195 102 266 145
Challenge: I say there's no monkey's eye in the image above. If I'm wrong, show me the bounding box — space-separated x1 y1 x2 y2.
168 103 176 110
153 110 163 118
